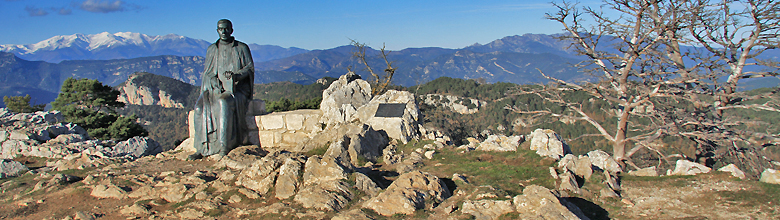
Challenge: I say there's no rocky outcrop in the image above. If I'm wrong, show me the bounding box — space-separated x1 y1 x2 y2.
111 136 162 158
0 159 28 178
320 72 372 126
362 170 451 216
718 164 746 180
461 199 515 220
116 72 188 108
514 185 589 219
421 94 487 114
528 129 571 159
760 168 780 184
357 90 420 143
475 134 523 152
669 160 711 176
587 150 622 174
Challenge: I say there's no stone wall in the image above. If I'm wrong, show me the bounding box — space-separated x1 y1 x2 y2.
187 99 324 152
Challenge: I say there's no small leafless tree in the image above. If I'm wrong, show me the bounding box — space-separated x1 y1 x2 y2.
348 40 396 96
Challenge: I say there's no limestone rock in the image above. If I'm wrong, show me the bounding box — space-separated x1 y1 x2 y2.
528 129 571 158
628 166 658 177
357 90 420 143
353 172 380 196
362 170 451 216
718 164 746 180
587 150 622 173
461 199 515 220
558 171 581 194
174 137 195 153
420 94 487 114
160 183 190 203
216 145 266 170
90 183 127 199
332 209 374 220
120 204 151 216
111 136 163 158
760 168 780 184
293 180 354 211
573 156 593 179
513 185 589 220
476 134 522 152
320 72 373 126
0 159 28 178
670 160 711 176
302 156 348 186
275 158 302 199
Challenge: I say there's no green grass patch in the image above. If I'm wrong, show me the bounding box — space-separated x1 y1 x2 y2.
420 148 556 196
304 142 329 157
397 139 434 154
717 182 780 207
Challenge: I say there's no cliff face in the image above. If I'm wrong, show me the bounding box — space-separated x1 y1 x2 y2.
116 73 195 108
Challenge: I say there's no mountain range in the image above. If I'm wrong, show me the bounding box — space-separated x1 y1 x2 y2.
0 32 308 64
2 32 775 107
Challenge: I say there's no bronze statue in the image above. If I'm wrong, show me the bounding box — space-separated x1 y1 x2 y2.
190 19 254 159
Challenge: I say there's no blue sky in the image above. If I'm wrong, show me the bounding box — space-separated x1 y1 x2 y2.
0 0 594 50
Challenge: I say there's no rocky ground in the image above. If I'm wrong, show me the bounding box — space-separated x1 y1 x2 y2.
1 73 778 219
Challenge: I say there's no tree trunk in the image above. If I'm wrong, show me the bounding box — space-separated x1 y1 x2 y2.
613 105 631 164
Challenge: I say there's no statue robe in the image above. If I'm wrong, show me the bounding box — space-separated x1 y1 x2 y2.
193 38 254 156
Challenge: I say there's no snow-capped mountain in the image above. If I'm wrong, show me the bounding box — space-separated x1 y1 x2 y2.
0 32 308 63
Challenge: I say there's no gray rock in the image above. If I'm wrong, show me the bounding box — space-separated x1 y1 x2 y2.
717 164 746 180
90 182 128 199
356 90 420 143
353 172 380 196
628 166 658 177
461 199 515 220
587 150 622 173
293 180 354 211
111 136 162 158
670 160 711 176
760 168 780 184
30 111 63 124
275 158 302 199
513 185 590 220
558 171 581 194
528 129 571 159
0 159 28 178
476 134 522 152
320 72 373 126
362 170 451 216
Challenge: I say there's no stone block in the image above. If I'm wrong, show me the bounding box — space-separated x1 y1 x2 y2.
255 130 279 148
282 132 309 146
285 113 305 131
261 114 285 130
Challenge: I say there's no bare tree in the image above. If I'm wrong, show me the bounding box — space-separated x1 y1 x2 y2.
348 40 397 96
509 0 780 172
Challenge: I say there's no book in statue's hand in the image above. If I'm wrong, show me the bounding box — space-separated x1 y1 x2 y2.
219 71 234 93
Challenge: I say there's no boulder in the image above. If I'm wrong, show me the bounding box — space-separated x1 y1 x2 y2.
353 172 380 196
320 72 373 126
29 111 63 124
362 170 451 216
111 136 163 158
717 164 746 180
0 159 28 178
235 152 283 194
293 180 354 212
302 156 348 185
760 168 780 184
513 185 589 220
275 158 302 199
90 182 128 199
528 129 571 158
461 199 515 220
587 150 622 173
356 90 420 143
558 171 581 194
669 160 711 176
628 166 658 177
476 134 522 152
573 156 593 179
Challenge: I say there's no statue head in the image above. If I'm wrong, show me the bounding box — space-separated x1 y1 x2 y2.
217 19 234 41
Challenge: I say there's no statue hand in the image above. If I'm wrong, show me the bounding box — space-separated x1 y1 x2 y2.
222 71 234 80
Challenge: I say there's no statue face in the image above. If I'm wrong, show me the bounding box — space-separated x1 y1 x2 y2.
217 22 233 41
